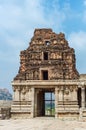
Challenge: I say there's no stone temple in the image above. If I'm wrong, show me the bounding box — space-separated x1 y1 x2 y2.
11 29 86 120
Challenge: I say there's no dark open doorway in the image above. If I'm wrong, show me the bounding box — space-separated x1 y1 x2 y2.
77 88 81 108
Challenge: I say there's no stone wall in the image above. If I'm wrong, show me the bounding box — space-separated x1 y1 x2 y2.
0 100 12 119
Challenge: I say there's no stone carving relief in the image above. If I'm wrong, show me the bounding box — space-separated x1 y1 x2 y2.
64 87 69 95
21 87 26 101
28 71 33 80
31 53 41 60
33 70 39 80
50 68 63 80
50 52 62 59
58 85 78 101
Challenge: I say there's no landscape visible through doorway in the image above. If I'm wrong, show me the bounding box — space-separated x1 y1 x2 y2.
44 92 55 116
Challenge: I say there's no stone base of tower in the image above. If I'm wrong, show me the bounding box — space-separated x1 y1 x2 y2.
79 109 86 121
55 101 79 120
11 101 34 119
11 80 86 120
11 105 33 119
11 112 32 119
57 112 79 120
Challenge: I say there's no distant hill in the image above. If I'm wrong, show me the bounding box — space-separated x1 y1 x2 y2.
0 88 12 100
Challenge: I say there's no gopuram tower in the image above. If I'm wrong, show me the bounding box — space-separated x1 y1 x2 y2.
11 29 86 120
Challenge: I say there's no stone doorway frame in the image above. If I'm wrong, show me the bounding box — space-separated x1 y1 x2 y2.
11 80 82 119
34 88 55 117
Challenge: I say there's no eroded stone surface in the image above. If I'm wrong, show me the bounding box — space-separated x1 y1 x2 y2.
14 29 79 80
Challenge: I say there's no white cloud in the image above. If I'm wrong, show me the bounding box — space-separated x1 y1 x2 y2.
82 10 86 22
0 0 68 49
68 31 86 74
0 0 44 32
68 31 86 50
84 0 86 6
0 4 22 30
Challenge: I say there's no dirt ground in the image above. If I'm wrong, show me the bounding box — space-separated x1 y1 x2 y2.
0 117 86 130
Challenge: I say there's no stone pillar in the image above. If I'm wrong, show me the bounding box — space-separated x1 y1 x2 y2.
81 87 85 109
13 86 20 101
12 86 16 101
31 87 35 118
59 86 63 101
73 87 77 101
55 87 58 118
34 89 38 117
25 86 29 101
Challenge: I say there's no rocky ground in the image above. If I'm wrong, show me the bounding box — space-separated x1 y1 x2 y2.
0 117 86 130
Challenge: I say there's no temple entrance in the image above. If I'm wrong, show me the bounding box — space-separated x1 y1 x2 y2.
34 89 55 117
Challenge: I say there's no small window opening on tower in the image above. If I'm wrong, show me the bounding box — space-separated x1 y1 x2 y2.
45 41 50 45
44 52 48 60
42 70 48 80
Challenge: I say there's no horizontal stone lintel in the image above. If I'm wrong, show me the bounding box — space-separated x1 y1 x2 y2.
11 80 83 86
57 110 79 113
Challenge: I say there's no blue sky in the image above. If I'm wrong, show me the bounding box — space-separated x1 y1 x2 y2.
0 0 86 93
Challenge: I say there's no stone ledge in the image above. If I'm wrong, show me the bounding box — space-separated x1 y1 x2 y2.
11 80 80 86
